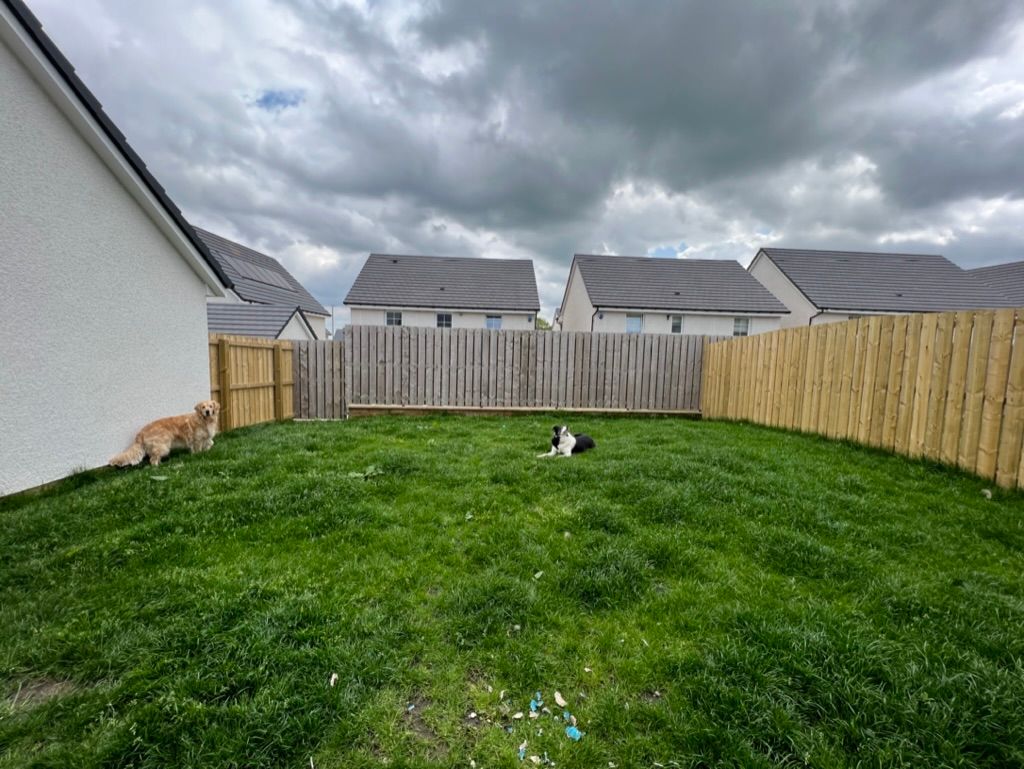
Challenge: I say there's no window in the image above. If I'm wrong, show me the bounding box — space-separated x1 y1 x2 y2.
733 317 749 337
486 315 502 330
386 311 402 326
626 314 643 334
436 313 452 328
671 315 683 334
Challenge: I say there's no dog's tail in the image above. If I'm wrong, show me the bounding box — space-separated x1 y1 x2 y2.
109 438 145 467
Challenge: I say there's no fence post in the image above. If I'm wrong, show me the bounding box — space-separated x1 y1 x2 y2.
273 344 286 421
218 338 232 431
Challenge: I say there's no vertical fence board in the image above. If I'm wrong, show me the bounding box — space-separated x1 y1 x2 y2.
922 313 954 460
995 315 1024 487
958 311 994 472
976 309 1016 478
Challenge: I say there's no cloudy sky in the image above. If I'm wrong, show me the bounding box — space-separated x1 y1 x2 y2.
29 0 1024 326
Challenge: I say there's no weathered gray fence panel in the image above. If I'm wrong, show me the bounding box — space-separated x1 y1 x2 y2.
293 327 714 418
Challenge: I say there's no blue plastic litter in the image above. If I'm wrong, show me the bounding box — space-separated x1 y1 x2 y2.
565 725 583 741
563 710 571 721
530 698 539 713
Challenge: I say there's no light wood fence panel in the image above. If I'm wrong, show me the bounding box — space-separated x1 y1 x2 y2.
701 309 1024 488
208 334 294 430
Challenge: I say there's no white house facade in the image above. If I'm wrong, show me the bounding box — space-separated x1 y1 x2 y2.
348 306 536 330
345 253 541 330
557 255 788 336
0 0 230 495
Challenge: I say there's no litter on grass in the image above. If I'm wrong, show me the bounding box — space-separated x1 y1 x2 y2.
328 673 338 687
534 570 544 580
518 741 528 761
554 691 567 707
565 725 583 741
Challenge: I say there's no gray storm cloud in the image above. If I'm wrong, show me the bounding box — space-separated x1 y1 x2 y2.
28 0 1024 320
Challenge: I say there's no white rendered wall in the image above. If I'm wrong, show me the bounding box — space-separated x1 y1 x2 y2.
306 315 327 339
558 263 596 331
348 306 535 329
0 37 212 495
748 254 819 328
590 310 780 336
277 313 316 341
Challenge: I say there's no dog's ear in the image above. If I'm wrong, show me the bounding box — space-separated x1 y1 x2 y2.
553 425 560 434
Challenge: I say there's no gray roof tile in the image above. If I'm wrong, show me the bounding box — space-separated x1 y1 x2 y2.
194 228 329 317
759 248 1014 312
345 254 540 311
970 261 1024 306
572 254 789 314
207 303 308 338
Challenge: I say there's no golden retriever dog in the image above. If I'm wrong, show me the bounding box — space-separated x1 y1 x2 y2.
109 400 220 467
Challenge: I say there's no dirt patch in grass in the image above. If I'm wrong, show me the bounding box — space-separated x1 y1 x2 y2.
6 678 76 710
402 695 449 759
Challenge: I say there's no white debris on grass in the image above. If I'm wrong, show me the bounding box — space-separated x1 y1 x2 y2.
554 691 567 707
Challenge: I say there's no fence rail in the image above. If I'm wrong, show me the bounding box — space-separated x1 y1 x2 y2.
208 334 294 430
701 309 1024 488
294 327 711 418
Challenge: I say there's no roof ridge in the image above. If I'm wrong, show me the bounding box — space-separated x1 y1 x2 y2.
369 253 536 264
574 253 744 266
761 247 946 259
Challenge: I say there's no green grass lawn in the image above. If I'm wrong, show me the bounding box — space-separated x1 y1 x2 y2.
2 416 1023 768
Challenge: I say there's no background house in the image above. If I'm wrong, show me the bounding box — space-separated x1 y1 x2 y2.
749 248 1013 328
557 254 788 336
0 0 231 495
206 303 318 340
345 253 540 330
969 260 1024 306
196 227 331 340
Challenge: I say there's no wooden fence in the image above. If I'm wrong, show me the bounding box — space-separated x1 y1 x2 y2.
294 327 711 418
702 309 1024 488
208 334 294 430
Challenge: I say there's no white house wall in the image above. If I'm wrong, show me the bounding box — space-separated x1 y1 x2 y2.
0 35 212 495
558 263 595 331
277 313 316 341
306 315 327 339
591 310 780 336
349 307 535 330
748 253 819 328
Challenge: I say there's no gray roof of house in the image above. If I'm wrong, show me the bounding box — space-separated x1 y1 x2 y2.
571 254 789 314
207 303 309 338
970 261 1024 306
194 228 329 316
758 248 1014 312
345 254 540 311
3 0 232 291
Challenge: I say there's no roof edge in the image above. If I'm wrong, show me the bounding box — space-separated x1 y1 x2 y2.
1 0 232 293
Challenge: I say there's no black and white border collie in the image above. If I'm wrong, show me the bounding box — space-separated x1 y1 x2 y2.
537 425 596 458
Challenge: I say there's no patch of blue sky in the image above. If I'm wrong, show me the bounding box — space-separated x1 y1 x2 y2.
252 89 304 112
648 241 688 258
